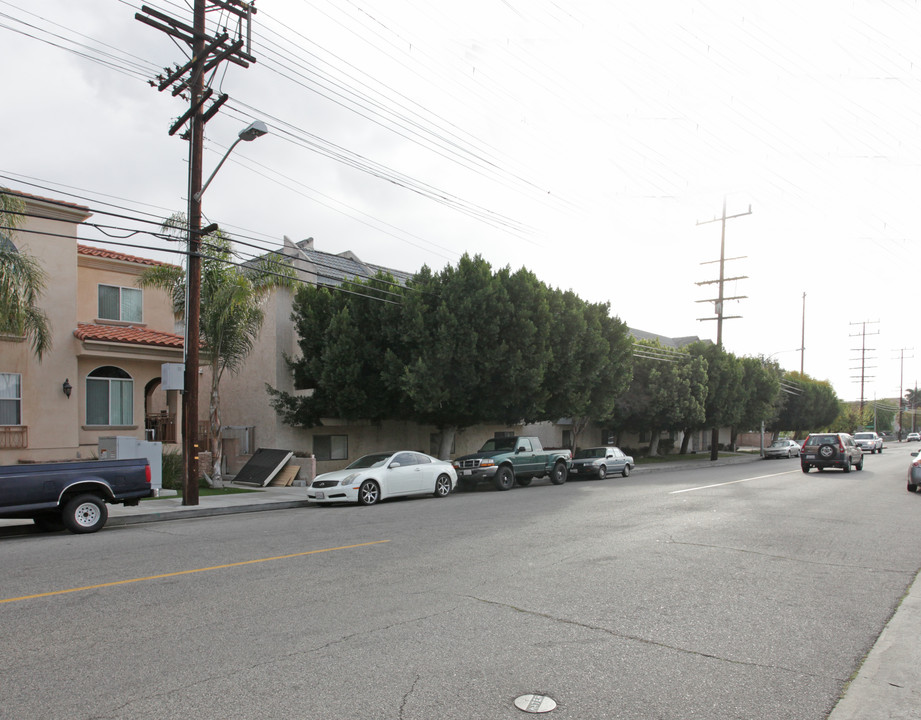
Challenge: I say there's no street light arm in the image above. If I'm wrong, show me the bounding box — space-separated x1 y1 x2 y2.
192 121 268 202
193 136 243 202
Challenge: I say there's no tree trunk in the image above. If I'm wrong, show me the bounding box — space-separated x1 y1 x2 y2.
679 429 692 455
648 430 660 456
729 427 738 452
437 426 457 461
571 416 589 453
710 427 719 461
209 362 224 488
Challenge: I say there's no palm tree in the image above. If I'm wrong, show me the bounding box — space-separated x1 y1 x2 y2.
0 191 52 360
139 214 295 486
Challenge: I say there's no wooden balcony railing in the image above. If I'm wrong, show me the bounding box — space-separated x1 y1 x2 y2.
145 413 177 443
0 426 28 449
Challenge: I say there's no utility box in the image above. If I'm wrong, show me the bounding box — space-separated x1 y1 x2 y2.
161 363 184 391
99 436 163 489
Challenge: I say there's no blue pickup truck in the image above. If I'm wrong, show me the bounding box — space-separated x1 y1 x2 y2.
0 458 152 533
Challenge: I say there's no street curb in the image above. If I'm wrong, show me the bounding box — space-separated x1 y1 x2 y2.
632 454 763 474
106 499 313 527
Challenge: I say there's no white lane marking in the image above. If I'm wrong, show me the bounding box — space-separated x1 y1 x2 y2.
670 469 800 494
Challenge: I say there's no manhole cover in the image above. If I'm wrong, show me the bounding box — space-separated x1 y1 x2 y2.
514 694 557 713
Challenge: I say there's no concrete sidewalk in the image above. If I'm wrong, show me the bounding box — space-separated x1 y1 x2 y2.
0 482 312 532
2 456 918 718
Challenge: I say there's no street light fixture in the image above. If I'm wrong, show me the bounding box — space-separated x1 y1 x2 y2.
182 119 268 506
194 121 268 201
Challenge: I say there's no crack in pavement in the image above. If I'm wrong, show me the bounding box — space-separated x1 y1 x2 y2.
665 537 915 574
399 674 421 719
465 594 845 682
87 605 459 718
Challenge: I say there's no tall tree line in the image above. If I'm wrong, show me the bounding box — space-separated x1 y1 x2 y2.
269 254 840 456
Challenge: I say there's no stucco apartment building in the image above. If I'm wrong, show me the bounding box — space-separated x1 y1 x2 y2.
0 191 182 465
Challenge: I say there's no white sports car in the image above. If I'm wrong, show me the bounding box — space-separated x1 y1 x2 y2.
308 451 457 506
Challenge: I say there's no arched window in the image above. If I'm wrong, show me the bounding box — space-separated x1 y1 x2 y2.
86 366 133 426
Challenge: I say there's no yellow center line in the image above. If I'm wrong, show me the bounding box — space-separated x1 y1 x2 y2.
670 470 799 494
1 540 390 605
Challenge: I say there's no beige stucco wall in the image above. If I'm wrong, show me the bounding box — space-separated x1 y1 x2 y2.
0 200 82 463
77 256 178 333
75 349 182 456
0 195 184 464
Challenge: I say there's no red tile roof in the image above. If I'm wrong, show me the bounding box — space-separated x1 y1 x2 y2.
78 244 174 267
74 323 186 349
4 189 90 213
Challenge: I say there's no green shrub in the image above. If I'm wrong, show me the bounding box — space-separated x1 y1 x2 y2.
161 448 184 490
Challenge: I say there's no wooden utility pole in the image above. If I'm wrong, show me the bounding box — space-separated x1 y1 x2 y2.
800 292 806 375
849 320 879 420
696 196 752 460
895 348 912 441
696 196 752 345
137 0 256 505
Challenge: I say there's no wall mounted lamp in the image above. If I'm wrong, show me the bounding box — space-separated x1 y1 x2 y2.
62 379 72 398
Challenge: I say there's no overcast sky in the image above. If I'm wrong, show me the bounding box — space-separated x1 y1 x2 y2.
3 0 920 407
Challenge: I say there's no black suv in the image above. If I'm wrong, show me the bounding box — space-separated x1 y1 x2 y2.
800 433 864 473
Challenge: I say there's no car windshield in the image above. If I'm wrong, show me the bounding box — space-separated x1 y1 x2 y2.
575 448 606 459
346 453 393 469
479 437 519 452
769 441 786 447
854 433 873 439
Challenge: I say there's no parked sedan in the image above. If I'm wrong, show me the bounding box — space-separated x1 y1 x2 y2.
569 446 634 479
307 451 456 506
764 438 801 459
908 433 921 442
907 451 921 492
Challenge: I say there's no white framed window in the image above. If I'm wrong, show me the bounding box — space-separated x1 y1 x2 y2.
98 284 142 322
0 373 22 425
313 434 348 461
86 366 133 426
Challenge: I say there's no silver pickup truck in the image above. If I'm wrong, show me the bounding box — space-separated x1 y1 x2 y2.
0 458 152 533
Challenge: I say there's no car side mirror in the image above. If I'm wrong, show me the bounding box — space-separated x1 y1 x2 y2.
517 446 526 453
607 455 614 459
912 452 918 457
389 462 401 469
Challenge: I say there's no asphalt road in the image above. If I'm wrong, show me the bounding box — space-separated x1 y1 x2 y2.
2 445 919 720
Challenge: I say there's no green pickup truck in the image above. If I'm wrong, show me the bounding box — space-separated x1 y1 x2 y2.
452 436 572 491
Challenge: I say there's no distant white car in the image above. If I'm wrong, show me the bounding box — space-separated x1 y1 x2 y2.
308 451 456 506
853 432 883 454
908 433 921 442
764 438 801 459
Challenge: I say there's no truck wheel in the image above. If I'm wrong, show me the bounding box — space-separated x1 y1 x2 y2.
550 461 568 485
62 494 108 534
494 466 515 491
516 477 532 487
